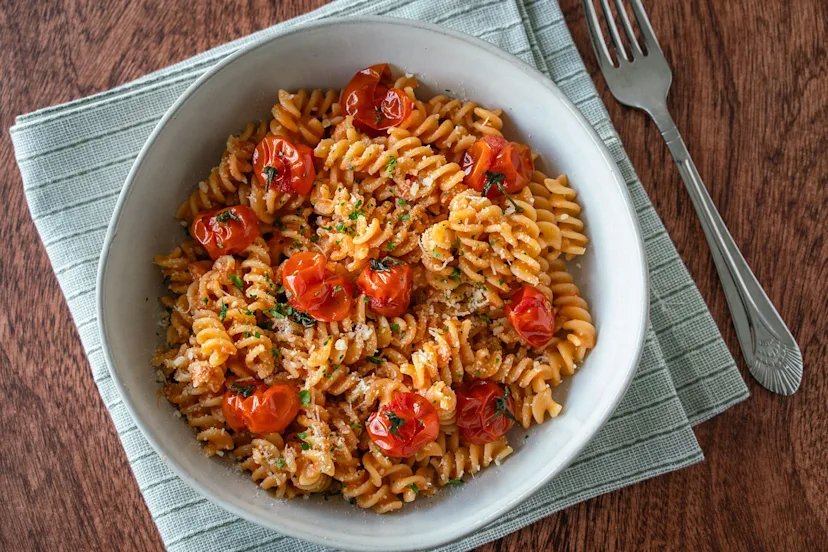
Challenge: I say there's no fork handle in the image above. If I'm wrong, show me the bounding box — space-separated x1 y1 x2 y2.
652 110 802 395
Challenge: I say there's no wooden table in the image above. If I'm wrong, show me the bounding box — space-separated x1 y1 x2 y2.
1 1 825 550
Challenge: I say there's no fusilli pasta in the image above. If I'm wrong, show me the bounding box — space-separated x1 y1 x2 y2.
151 66 595 512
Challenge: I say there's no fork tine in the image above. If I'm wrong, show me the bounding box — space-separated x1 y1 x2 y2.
582 0 615 70
628 0 662 52
613 0 643 56
598 0 629 62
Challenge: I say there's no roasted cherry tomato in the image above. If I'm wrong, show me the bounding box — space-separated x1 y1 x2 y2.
342 63 413 132
281 252 354 322
356 258 414 317
282 251 327 304
461 136 534 198
304 275 355 322
222 381 300 434
506 286 556 348
367 392 440 457
455 379 516 445
190 205 261 260
252 135 316 195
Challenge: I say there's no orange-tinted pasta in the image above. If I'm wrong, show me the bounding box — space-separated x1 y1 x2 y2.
152 71 593 512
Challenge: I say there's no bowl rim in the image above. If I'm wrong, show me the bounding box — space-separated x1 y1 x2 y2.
97 14 649 552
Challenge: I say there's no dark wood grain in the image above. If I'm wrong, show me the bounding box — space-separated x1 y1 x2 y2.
0 1 825 550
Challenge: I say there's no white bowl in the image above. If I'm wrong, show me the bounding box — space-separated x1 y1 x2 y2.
97 16 648 552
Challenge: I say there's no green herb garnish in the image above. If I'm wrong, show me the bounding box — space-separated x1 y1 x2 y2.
386 155 397 176
263 165 279 191
445 479 464 486
481 171 523 213
493 385 518 423
229 274 244 291
219 302 229 322
215 209 240 224
367 356 384 364
230 383 255 398
369 257 403 272
384 409 405 436
298 389 311 406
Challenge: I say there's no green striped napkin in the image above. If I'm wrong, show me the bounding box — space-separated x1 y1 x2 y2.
11 0 749 550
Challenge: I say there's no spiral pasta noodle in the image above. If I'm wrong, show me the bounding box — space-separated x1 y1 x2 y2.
151 68 595 512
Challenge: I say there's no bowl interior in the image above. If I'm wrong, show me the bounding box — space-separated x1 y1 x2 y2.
98 17 647 552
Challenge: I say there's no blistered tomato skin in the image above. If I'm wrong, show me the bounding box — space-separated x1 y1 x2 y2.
305 275 355 322
461 136 534 198
342 64 413 132
366 392 440 458
356 259 413 318
282 252 327 307
222 382 300 434
252 135 316 195
280 252 354 322
506 286 556 348
455 379 516 445
190 205 261 260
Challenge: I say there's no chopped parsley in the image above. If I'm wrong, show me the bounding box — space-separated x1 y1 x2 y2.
398 198 407 207
398 213 410 221
310 234 320 242
445 479 464 486
349 201 365 220
367 356 384 364
263 165 279 191
276 458 286 469
389 323 401 334
493 385 518 423
229 274 244 291
369 257 403 272
215 209 240 224
203 297 209 305
482 171 524 213
408 483 419 495
384 409 405 436
301 442 310 451
385 242 397 251
450 267 462 282
386 155 397 176
265 303 315 327
229 383 255 398
298 389 311 406
219 302 229 322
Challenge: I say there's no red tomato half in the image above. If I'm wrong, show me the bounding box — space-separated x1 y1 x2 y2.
252 136 316 195
455 379 516 445
305 275 355 322
222 381 300 434
367 392 439 457
342 64 413 132
282 251 327 304
191 205 261 260
356 258 413 317
506 286 556 348
280 252 354 322
461 136 534 198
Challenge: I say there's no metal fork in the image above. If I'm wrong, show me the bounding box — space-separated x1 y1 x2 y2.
582 0 802 395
